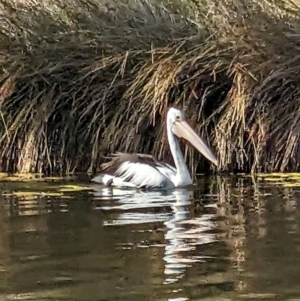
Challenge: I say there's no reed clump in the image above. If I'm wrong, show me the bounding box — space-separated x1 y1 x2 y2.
0 0 300 175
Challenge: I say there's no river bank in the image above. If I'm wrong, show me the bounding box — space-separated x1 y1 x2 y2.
0 0 300 174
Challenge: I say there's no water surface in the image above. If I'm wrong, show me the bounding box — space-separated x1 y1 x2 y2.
0 176 300 300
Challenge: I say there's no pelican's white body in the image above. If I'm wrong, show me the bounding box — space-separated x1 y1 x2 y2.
91 159 191 189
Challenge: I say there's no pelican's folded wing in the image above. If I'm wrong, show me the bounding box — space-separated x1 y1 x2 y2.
91 152 175 189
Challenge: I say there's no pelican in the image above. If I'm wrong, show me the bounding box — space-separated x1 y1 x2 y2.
91 107 218 189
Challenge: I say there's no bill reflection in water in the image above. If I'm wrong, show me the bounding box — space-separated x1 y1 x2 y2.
92 187 220 288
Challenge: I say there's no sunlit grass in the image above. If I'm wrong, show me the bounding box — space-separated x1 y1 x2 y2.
0 0 300 175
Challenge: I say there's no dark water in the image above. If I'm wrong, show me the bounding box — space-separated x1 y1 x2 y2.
1 176 300 301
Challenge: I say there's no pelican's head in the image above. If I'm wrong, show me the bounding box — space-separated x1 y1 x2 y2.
167 107 218 166
167 107 186 124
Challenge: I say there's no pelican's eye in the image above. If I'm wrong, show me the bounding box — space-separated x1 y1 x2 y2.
176 115 181 121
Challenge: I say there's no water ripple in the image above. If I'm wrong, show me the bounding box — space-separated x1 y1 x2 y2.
91 187 220 286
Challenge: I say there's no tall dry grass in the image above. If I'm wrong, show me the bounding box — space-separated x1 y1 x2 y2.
0 0 300 175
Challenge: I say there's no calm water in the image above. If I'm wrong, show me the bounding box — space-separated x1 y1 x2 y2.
0 176 300 301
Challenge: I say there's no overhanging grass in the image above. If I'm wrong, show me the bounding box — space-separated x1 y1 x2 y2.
1 0 300 175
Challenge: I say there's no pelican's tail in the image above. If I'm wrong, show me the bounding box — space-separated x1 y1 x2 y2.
91 174 114 185
91 174 137 188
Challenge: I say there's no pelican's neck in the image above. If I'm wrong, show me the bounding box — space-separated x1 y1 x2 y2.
167 124 192 186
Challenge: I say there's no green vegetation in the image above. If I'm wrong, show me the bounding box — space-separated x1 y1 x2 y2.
0 0 300 175
0 179 92 199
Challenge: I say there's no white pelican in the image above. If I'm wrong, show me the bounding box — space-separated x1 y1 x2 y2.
91 107 218 189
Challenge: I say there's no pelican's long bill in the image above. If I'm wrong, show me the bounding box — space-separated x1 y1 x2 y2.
172 120 218 166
